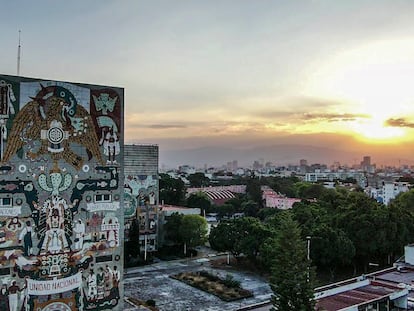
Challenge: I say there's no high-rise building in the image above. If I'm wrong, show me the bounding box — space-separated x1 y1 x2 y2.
124 144 159 260
0 74 124 310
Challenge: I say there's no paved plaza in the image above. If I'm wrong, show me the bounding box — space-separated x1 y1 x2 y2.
123 256 272 311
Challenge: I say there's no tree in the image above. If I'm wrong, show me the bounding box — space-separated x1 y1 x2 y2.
210 217 271 262
188 173 210 187
241 200 259 217
179 215 208 252
163 212 183 245
159 173 186 205
270 213 315 311
186 192 212 212
125 219 140 258
310 225 355 280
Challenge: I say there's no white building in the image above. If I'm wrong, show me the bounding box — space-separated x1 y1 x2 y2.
367 181 410 205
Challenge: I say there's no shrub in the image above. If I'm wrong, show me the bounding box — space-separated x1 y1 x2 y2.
223 274 241 288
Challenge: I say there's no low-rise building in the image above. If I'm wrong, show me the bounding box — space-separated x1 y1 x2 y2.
365 181 410 205
262 186 301 209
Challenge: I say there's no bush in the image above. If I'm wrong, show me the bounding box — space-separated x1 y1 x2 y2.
223 274 241 288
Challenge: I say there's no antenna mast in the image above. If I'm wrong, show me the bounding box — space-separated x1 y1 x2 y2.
17 30 21 76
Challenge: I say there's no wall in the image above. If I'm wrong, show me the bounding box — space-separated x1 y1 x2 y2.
0 74 124 311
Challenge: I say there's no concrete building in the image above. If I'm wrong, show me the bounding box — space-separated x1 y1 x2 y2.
305 171 366 186
366 181 410 205
187 185 247 206
124 144 159 259
0 74 124 310
261 186 301 209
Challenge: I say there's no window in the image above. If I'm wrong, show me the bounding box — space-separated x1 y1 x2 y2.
0 197 12 207
95 194 111 203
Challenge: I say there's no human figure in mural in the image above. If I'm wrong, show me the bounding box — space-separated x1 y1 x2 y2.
73 219 85 250
86 269 97 300
111 266 120 299
0 283 9 311
104 265 113 297
96 267 105 300
41 200 69 254
18 221 33 256
149 191 156 205
100 126 120 164
8 281 24 311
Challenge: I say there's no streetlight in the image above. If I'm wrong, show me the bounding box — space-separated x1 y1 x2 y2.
306 236 311 261
306 236 311 282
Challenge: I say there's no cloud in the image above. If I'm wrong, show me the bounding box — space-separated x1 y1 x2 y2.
134 124 188 129
302 113 369 122
252 96 362 121
385 118 414 128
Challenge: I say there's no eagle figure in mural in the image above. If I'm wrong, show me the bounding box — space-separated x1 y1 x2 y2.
1 84 103 169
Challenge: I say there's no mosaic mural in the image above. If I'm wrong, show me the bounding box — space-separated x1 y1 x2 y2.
124 145 159 255
0 74 124 311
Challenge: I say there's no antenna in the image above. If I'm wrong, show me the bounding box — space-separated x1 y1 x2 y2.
17 30 21 76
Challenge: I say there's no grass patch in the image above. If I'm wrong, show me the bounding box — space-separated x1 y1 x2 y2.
171 270 253 302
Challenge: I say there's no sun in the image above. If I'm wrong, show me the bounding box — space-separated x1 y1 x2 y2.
304 38 414 142
348 118 406 143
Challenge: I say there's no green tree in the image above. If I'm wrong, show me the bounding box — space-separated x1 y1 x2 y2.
159 173 186 205
179 214 208 252
188 172 210 187
125 219 140 258
270 213 315 311
163 212 183 245
310 225 355 280
186 192 211 212
210 217 271 262
241 200 259 217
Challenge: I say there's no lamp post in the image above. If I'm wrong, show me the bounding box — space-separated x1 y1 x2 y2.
306 236 311 261
306 236 311 282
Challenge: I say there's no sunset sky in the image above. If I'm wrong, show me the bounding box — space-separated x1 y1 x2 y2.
1 1 414 165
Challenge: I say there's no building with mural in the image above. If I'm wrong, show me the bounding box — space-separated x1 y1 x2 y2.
0 74 124 311
124 144 159 260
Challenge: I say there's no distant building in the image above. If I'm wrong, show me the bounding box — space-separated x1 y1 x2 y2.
124 144 159 257
366 181 410 205
361 155 376 173
187 185 247 206
305 171 366 186
262 186 301 209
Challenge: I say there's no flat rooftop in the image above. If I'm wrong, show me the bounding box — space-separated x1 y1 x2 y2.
316 280 404 311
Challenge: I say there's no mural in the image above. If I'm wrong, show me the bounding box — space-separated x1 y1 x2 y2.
0 75 124 311
123 145 159 255
124 175 158 238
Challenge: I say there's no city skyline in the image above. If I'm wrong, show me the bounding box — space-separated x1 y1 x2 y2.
2 1 414 165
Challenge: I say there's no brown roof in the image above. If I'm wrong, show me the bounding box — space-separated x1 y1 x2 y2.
316 281 402 311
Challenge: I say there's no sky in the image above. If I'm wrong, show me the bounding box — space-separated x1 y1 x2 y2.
1 1 414 166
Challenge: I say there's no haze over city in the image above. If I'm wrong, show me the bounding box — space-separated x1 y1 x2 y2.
1 1 414 167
